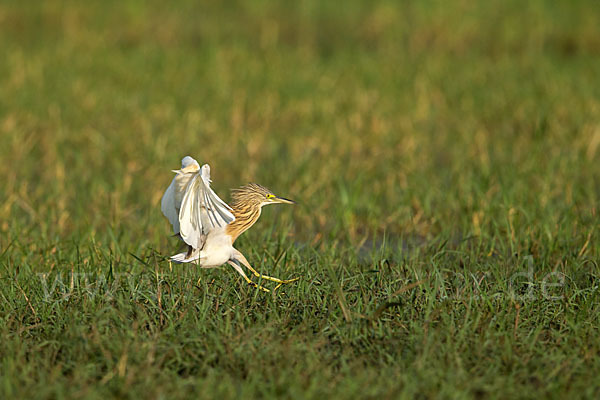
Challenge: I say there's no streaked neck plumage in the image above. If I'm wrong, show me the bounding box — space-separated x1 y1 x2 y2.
225 202 262 243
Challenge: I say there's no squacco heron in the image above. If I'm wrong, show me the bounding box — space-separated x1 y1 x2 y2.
161 156 298 292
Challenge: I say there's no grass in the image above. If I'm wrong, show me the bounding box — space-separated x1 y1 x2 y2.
0 0 599 398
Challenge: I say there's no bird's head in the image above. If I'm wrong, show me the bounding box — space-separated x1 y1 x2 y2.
230 183 295 210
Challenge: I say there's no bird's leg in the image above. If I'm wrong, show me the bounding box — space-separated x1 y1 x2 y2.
233 249 299 285
227 260 270 292
185 245 194 259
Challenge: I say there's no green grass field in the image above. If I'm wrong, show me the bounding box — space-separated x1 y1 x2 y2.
1 0 599 398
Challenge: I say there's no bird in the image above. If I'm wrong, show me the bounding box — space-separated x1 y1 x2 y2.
160 156 298 292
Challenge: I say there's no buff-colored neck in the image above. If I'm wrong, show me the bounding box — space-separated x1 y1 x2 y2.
225 203 262 242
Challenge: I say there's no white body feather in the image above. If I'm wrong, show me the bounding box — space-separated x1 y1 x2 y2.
169 226 234 267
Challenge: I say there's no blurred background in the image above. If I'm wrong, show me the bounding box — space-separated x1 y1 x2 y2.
1 1 600 398
0 0 598 258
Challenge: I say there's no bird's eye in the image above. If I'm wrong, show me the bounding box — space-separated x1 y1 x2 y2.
267 194 275 199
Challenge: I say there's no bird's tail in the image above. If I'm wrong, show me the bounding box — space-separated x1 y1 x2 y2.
170 250 200 264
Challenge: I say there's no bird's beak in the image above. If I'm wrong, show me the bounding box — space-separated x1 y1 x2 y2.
275 196 296 205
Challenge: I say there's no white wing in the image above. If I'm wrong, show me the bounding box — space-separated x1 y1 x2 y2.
161 156 201 235
161 178 180 234
179 163 235 249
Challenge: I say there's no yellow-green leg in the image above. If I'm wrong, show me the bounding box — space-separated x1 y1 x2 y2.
244 264 299 285
233 249 299 285
227 260 270 292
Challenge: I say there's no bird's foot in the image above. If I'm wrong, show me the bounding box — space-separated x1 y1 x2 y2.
246 267 300 285
279 276 300 284
272 277 300 293
238 273 270 292
245 279 270 293
242 274 299 293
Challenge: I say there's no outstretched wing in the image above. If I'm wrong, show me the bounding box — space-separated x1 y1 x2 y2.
161 178 180 234
179 163 235 249
161 156 201 235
